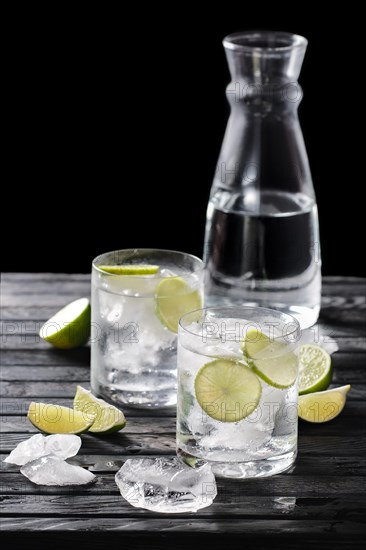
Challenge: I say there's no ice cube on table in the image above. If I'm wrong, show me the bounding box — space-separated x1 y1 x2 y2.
20 455 95 486
3 434 81 465
3 434 45 465
44 434 82 459
115 457 217 513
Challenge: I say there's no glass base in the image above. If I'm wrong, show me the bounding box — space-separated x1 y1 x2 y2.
177 448 297 479
92 381 177 409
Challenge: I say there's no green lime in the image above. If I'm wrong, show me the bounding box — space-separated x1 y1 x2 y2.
241 328 272 356
298 385 351 423
242 330 297 389
73 386 126 434
39 298 90 349
27 402 94 434
194 359 262 422
298 345 332 395
155 277 202 333
98 264 159 275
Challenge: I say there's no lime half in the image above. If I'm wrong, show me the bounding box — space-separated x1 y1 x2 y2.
98 264 159 275
28 402 94 434
155 277 202 333
73 386 126 434
39 298 90 349
194 359 262 422
242 330 297 389
298 385 351 423
298 345 332 395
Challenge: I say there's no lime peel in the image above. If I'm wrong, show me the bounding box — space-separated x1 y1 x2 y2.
73 386 126 434
298 384 351 423
298 344 332 395
39 298 90 349
242 330 297 389
98 264 159 275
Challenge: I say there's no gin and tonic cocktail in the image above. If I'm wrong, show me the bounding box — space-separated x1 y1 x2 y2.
91 249 203 408
177 306 300 478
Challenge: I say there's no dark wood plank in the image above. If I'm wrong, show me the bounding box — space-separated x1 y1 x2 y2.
0 366 91 382
1 432 366 457
0 348 91 366
1 494 365 521
2 453 365 476
1 280 90 295
0 416 175 435
1 413 365 437
1 273 90 282
1 471 366 497
0 517 365 537
0 432 176 455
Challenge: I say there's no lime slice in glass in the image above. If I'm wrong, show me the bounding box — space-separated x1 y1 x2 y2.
73 386 126 434
194 358 262 422
298 344 332 395
298 385 351 422
242 329 297 389
39 298 90 349
27 402 94 434
155 277 202 333
98 264 159 275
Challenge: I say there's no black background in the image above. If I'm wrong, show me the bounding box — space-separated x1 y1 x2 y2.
4 8 362 276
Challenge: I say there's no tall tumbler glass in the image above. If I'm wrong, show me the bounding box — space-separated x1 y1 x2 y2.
91 249 204 408
177 306 300 478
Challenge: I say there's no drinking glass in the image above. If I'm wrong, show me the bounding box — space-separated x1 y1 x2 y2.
177 306 300 478
91 249 204 408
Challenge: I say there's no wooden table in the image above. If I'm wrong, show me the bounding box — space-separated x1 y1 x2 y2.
1 274 365 549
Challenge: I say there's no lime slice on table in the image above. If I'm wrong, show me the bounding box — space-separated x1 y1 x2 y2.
98 264 159 275
242 329 297 389
194 359 262 422
39 298 90 349
298 385 351 423
298 345 332 395
28 402 94 434
73 386 126 434
155 277 202 333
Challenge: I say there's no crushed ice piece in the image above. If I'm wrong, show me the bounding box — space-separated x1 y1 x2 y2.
115 457 217 513
3 434 81 466
20 455 96 485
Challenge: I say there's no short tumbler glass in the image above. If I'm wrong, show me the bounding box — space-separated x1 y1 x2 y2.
91 249 204 408
177 306 300 478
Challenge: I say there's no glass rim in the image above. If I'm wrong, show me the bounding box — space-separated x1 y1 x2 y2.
179 305 301 340
223 31 307 53
92 248 204 279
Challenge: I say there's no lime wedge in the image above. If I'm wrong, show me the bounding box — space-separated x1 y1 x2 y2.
298 385 351 422
28 402 94 434
242 329 297 389
155 277 202 333
298 345 332 395
98 264 159 275
194 359 262 422
73 386 126 434
39 298 90 349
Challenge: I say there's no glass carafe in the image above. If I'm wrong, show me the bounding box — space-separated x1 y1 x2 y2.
204 31 321 328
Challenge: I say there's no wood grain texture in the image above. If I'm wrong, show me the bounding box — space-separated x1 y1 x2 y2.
0 274 365 547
